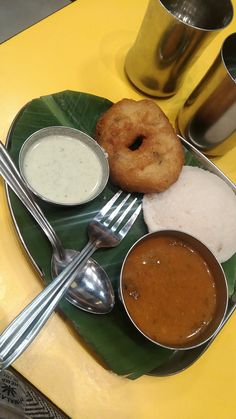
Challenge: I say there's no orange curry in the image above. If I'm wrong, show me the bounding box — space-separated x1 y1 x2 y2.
122 235 217 347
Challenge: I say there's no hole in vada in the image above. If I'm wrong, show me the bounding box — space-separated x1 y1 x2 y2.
129 135 145 151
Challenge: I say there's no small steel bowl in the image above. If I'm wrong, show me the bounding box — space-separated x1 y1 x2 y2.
19 126 109 206
120 230 228 350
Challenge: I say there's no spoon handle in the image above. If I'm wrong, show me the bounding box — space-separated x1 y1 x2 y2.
0 239 97 370
0 142 64 260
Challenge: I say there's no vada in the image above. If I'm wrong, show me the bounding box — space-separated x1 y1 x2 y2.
95 99 184 193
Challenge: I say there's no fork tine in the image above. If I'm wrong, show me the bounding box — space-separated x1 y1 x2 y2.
94 190 123 221
111 197 137 232
103 193 131 227
116 203 142 239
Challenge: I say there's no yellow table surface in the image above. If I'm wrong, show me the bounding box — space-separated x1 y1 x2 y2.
0 1 236 417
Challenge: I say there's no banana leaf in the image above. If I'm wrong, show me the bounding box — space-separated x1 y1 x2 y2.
6 91 236 379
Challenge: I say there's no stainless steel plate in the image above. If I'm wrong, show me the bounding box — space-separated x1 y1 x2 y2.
4 98 236 377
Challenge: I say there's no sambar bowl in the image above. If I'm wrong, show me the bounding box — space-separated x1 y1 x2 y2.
120 230 228 350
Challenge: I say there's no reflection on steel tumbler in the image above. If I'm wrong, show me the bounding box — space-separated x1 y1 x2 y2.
125 0 233 97
177 33 236 152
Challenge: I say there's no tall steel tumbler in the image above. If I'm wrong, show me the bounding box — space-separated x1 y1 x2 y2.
125 0 233 97
177 33 236 152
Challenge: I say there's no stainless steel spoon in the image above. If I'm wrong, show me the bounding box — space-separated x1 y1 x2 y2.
0 141 115 314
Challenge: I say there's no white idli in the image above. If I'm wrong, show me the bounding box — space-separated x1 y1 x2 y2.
142 166 236 263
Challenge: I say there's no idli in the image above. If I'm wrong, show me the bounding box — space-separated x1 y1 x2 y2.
143 166 236 263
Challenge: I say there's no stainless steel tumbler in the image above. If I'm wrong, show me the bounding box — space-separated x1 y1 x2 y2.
125 0 233 97
177 32 236 152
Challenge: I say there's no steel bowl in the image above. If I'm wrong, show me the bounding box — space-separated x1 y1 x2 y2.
120 230 228 350
19 126 109 206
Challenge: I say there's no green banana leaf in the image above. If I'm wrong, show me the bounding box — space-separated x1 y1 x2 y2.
6 91 236 379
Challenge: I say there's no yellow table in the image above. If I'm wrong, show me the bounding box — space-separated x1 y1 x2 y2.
0 1 236 417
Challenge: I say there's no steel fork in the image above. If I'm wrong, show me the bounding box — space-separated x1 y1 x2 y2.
0 191 141 370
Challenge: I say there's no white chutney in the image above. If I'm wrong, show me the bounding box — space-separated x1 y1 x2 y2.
22 134 104 205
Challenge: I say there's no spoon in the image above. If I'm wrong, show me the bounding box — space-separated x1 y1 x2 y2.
0 141 115 314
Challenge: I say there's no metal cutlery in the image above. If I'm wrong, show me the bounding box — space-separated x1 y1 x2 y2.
0 190 141 370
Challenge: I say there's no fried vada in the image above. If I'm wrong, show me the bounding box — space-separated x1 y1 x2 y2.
95 99 184 193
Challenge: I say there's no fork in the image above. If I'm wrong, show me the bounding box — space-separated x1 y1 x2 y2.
0 190 141 370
